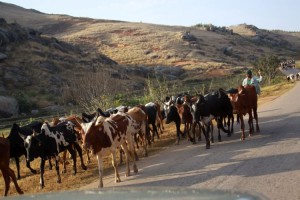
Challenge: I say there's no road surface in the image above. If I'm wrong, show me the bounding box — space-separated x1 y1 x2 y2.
81 82 300 200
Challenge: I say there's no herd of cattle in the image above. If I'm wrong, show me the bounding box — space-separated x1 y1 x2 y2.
1 84 260 196
280 59 296 70
286 72 300 82
280 59 300 81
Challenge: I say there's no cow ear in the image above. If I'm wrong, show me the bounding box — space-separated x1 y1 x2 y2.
74 116 83 126
32 129 39 136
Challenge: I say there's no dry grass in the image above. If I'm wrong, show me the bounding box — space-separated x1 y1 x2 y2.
258 81 295 106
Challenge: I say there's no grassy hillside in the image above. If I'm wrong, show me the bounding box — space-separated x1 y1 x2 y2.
0 1 299 116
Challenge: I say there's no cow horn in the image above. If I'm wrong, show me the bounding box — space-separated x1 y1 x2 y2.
18 132 27 140
97 108 110 118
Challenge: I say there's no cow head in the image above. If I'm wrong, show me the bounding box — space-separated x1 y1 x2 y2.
81 118 113 155
165 104 180 124
8 123 23 143
20 131 41 162
79 119 97 152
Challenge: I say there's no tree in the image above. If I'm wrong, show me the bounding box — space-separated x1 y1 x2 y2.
63 68 122 113
253 55 281 85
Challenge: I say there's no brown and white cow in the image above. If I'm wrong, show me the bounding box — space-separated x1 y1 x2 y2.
78 112 139 188
127 106 149 157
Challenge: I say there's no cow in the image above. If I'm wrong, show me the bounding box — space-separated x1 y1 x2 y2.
154 102 164 134
164 100 194 144
7 121 46 179
51 116 92 171
78 112 139 188
286 74 295 82
164 103 185 145
127 106 149 158
100 106 149 164
192 88 233 149
82 107 142 164
145 102 160 142
0 137 24 196
296 72 300 80
20 121 86 189
228 85 260 140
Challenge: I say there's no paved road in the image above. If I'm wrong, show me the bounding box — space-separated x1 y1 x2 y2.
81 82 300 200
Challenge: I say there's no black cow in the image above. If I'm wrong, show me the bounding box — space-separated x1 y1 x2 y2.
7 121 46 179
193 88 233 149
145 102 160 142
164 104 185 144
20 121 86 189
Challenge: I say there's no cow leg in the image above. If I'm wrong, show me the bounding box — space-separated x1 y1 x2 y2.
229 114 234 136
86 149 91 165
61 151 67 174
175 121 181 145
153 124 159 141
133 149 139 162
217 127 222 142
54 156 62 184
186 123 194 143
198 122 206 141
111 151 121 183
134 133 139 149
248 111 254 137
253 108 260 132
2 169 10 196
125 138 138 174
119 149 124 165
67 147 77 175
216 118 222 142
146 126 152 145
14 157 21 179
39 159 46 189
96 154 104 188
25 159 37 175
240 114 245 140
191 122 196 144
203 124 210 149
140 124 148 157
161 119 165 130
73 143 87 171
48 157 53 170
121 143 131 177
197 122 202 141
8 168 23 195
209 121 214 143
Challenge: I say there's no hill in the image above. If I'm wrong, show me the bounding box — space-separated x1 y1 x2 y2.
0 1 300 116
